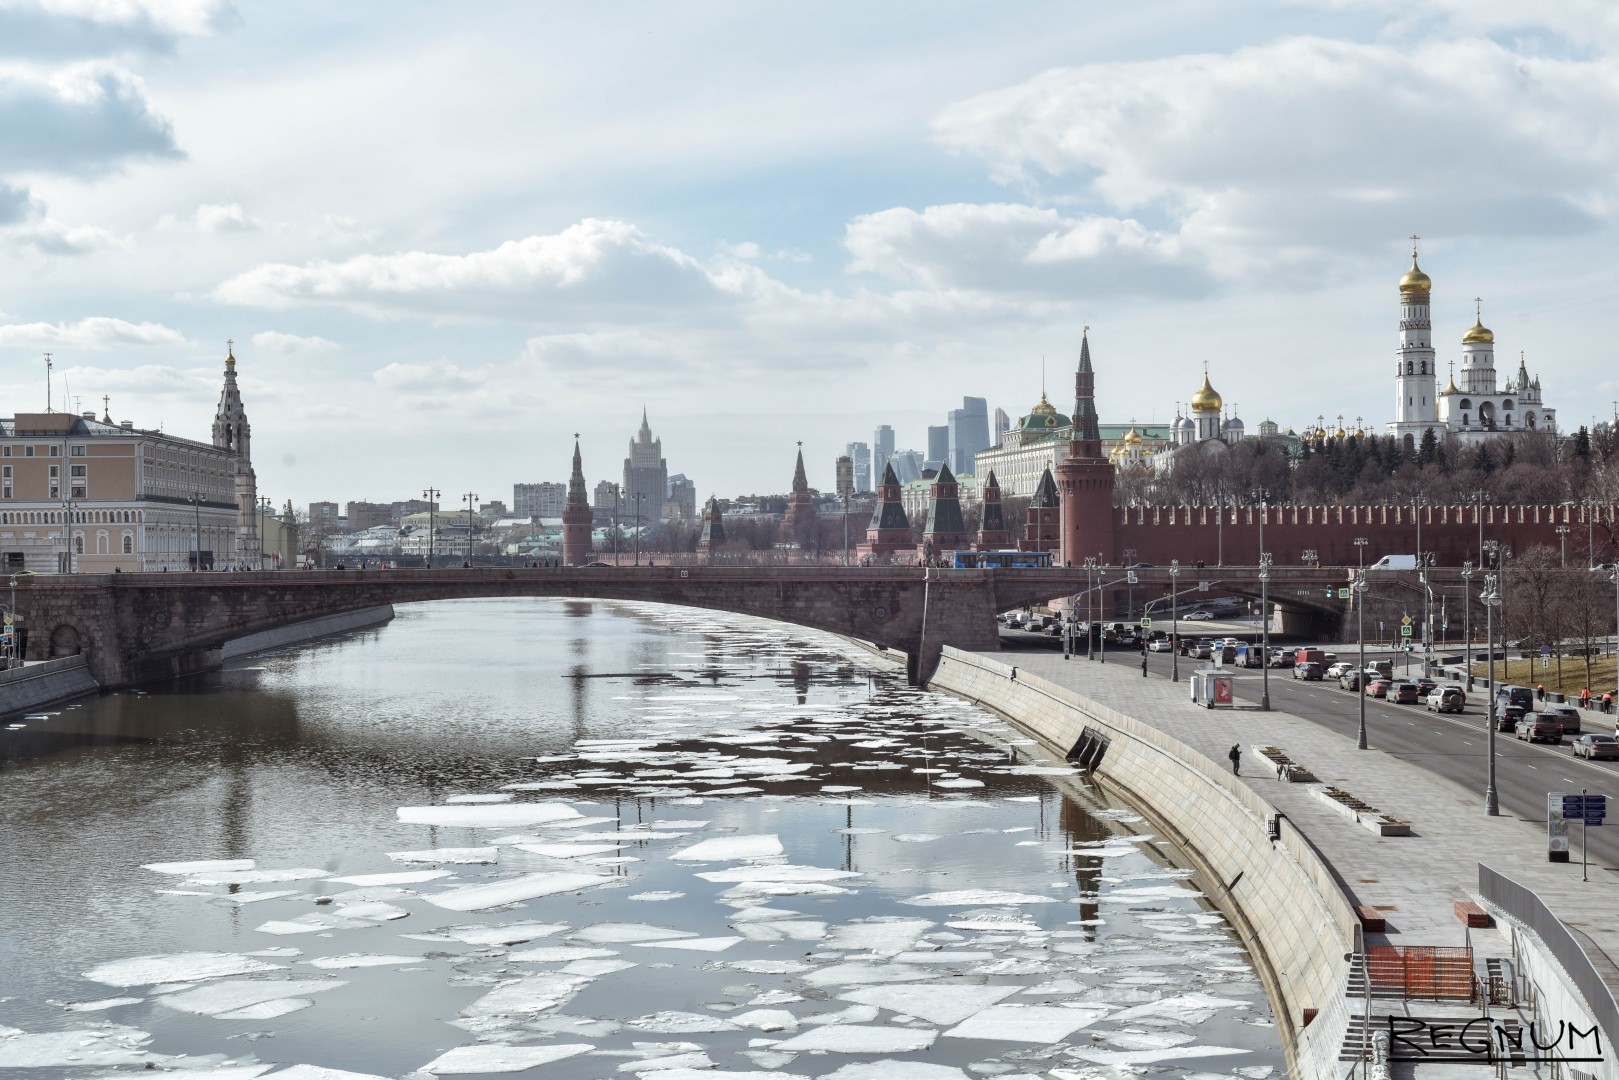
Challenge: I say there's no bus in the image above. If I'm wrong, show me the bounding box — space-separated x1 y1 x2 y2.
949 550 1053 569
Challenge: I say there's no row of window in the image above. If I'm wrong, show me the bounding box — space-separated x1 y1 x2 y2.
0 444 87 457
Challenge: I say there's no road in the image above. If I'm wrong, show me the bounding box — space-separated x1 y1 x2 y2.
1001 628 1619 874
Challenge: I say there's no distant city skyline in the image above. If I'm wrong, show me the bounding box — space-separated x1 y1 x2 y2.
3 3 1618 505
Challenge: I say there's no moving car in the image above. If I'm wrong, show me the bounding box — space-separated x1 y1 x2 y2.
1413 678 1438 696
1426 686 1465 713
1572 733 1619 760
1147 638 1175 652
1269 648 1297 668
1326 662 1354 680
1293 661 1323 680
1544 705 1581 735
1516 714 1562 743
1365 679 1391 699
1497 704 1527 732
1340 671 1366 691
1185 611 1215 620
1192 640 1214 659
1390 682 1422 704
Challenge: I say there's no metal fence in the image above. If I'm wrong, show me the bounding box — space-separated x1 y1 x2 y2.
1479 863 1619 1056
1367 944 1476 1000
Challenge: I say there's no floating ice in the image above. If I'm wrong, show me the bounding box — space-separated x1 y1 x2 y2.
731 1009 798 1031
387 847 498 864
646 1071 806 1080
669 834 783 861
142 858 254 875
822 918 933 955
254 913 373 935
819 1064 969 1080
217 889 302 904
0 1027 160 1067
329 901 409 921
628 891 685 902
510 946 619 962
185 868 332 885
626 1011 739 1033
800 962 930 988
572 923 698 944
261 1067 395 1080
419 1042 593 1073
697 865 859 884
462 974 591 1017
631 936 742 952
944 1004 1109 1043
1100 1030 1196 1050
217 997 315 1019
62 996 143 1011
563 957 638 976
444 793 515 804
618 1051 714 1072
396 803 582 828
156 979 343 1016
933 779 984 789
1061 1045 1249 1066
84 952 284 987
325 869 454 886
424 872 614 911
891 834 941 843
801 1004 879 1026
305 954 421 969
890 951 996 965
515 843 624 859
771 1025 936 1053
439 922 568 946
901 890 1058 907
839 984 1019 1025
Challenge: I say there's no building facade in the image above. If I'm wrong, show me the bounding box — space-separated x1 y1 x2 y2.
947 396 989 477
0 346 257 573
514 482 566 519
872 425 895 489
845 441 871 493
623 409 669 524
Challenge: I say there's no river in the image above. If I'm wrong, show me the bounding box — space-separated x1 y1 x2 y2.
0 598 1285 1079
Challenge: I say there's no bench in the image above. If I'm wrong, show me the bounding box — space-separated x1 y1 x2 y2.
1356 906 1386 933
1453 900 1494 928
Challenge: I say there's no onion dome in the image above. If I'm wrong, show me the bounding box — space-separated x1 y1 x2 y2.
1020 392 1070 432
1189 373 1222 413
1443 373 1458 394
1462 317 1494 345
1399 256 1431 294
1123 426 1143 445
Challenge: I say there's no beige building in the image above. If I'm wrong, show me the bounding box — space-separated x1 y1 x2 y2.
0 348 260 573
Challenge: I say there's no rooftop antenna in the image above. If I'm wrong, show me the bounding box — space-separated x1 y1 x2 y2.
44 353 52 412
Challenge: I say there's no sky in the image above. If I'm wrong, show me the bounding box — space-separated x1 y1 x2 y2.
4 0 1619 509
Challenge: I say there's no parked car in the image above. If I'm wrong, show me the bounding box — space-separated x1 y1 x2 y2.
1517 714 1562 743
1544 705 1581 735
1572 734 1619 760
1185 611 1215 620
1426 686 1466 713
1293 661 1323 680
1365 679 1391 699
1326 662 1354 680
1390 682 1422 704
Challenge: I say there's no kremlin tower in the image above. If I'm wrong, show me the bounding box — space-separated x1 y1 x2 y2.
561 437 594 565
1055 328 1115 567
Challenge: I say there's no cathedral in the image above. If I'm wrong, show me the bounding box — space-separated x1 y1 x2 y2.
1386 241 1557 445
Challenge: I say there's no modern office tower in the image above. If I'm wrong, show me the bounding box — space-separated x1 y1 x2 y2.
926 425 949 471
513 482 566 519
993 407 1010 446
666 474 696 521
835 455 854 498
888 449 923 483
845 441 871 493
873 425 894 487
948 396 989 476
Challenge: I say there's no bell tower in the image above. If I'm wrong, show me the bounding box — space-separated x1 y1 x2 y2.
1389 236 1438 441
212 341 258 567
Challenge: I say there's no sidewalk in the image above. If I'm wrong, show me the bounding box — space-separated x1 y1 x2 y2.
977 648 1618 989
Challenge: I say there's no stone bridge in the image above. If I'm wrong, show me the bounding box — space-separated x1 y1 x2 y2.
12 564 1435 690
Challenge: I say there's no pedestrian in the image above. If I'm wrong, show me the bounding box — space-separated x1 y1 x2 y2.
1141 649 1148 678
1581 688 1591 709
1537 683 1545 702
1228 743 1241 775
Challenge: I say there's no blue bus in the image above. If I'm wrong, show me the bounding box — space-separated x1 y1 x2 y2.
948 550 1053 569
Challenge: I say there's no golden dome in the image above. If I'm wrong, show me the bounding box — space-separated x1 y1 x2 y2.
1399 257 1431 294
1462 317 1494 345
1123 426 1143 445
1030 392 1056 415
1443 374 1458 394
1189 373 1223 412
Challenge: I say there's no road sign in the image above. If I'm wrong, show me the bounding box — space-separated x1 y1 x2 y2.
1562 795 1606 826
1401 615 1412 626
1400 625 1413 637
1139 617 1151 628
1541 645 1552 655
1126 571 1138 584
1198 581 1209 592
1337 587 1350 599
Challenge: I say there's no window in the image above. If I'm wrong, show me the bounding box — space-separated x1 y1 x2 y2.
1 446 8 456
122 534 133 554
24 446 34 458
73 535 83 554
70 464 86 478
49 445 59 457
71 445 85 456
71 487 86 499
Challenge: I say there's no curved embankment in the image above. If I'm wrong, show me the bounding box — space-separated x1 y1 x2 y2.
930 647 1358 1080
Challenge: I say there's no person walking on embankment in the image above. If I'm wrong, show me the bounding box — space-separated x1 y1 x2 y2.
1228 743 1241 775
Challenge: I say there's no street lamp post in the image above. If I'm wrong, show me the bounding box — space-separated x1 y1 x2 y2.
1170 559 1181 684
464 491 479 564
612 484 621 568
190 492 202 571
1483 573 1501 816
842 494 850 567
1083 556 1098 659
1354 569 1368 750
1122 548 1137 619
1098 553 1108 665
1259 553 1272 711
1461 561 1473 689
633 493 644 566
257 496 272 570
423 487 440 568
1556 525 1570 569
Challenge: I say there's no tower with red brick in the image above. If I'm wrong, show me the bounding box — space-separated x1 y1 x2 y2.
975 469 1008 549
860 462 912 562
1056 328 1116 566
919 462 971 561
561 436 594 565
1019 466 1061 553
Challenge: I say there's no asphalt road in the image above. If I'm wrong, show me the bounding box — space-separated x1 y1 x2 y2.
1002 628 1619 873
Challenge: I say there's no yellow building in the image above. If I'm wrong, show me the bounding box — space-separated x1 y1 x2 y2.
0 347 259 573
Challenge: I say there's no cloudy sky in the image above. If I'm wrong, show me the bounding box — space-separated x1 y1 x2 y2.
4 1 1619 508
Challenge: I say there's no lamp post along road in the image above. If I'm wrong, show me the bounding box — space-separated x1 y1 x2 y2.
1258 553 1272 711
1556 525 1569 568
1461 561 1474 689
1170 560 1181 684
1355 569 1368 750
1122 547 1137 619
1098 553 1107 665
1484 573 1501 816
423 487 440 568
463 492 478 563
1083 557 1098 660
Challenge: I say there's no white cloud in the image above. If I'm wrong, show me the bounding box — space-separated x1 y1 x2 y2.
845 202 1209 297
372 358 484 393
212 218 763 317
0 1 236 55
250 330 336 355
3 216 126 254
0 61 181 175
190 201 256 232
0 316 185 349
931 36 1619 276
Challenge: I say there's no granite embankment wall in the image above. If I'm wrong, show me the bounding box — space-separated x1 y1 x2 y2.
220 605 395 661
0 654 99 715
931 647 1358 1080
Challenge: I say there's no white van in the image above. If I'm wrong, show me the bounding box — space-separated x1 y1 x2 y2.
1368 554 1417 570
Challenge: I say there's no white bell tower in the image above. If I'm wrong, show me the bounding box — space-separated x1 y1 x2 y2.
1388 235 1438 441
